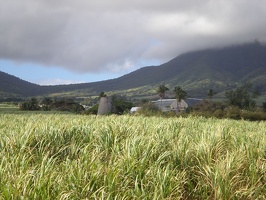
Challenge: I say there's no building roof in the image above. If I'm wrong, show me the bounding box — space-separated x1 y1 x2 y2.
130 107 141 113
185 98 203 107
152 99 188 112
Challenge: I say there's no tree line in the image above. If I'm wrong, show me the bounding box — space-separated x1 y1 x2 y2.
18 83 266 120
148 83 266 120
19 97 85 113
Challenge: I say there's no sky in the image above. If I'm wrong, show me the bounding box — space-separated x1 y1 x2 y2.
1 0 266 85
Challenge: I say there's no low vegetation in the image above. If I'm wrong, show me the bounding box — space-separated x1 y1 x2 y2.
190 100 266 121
0 114 265 199
0 102 20 114
19 97 85 113
133 84 266 121
7 83 266 121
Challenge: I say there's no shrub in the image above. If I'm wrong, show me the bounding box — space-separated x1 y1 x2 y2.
225 107 241 119
240 110 266 121
84 104 99 115
213 109 224 118
263 102 266 112
111 96 133 115
225 83 257 110
192 100 225 113
136 102 161 116
190 100 226 118
19 98 40 111
51 99 85 113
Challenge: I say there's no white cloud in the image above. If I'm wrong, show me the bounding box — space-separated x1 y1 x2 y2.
0 0 266 74
37 78 85 86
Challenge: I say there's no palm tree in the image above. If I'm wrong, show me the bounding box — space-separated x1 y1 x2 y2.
174 86 187 112
157 85 169 109
208 89 216 100
99 92 107 97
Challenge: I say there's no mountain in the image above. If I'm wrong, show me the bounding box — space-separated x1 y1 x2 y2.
94 42 266 97
1 42 266 99
0 71 42 98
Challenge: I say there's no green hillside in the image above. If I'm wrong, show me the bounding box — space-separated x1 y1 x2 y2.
1 42 266 99
0 71 42 97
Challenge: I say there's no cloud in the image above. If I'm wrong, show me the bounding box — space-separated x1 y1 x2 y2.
0 0 266 74
37 78 85 86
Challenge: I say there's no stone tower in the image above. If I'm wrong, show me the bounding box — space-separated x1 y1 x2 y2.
97 96 112 115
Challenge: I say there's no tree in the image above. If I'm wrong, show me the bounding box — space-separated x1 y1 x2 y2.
111 95 133 115
86 104 99 115
19 101 30 110
29 98 39 110
19 98 40 111
41 97 53 111
50 98 85 113
99 92 107 97
225 84 257 109
157 85 169 109
174 86 187 102
208 89 216 100
262 101 266 112
174 86 187 112
157 85 169 99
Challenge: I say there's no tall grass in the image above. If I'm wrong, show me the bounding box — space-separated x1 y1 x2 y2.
0 114 265 199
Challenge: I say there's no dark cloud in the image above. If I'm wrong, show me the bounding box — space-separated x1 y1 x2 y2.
0 0 266 74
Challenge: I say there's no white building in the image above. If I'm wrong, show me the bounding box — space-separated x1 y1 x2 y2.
130 107 142 113
152 99 188 112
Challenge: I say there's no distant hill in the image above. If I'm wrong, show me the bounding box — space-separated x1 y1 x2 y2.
1 42 266 99
0 71 42 98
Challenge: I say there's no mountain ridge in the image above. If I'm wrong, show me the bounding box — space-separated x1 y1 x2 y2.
1 42 266 99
